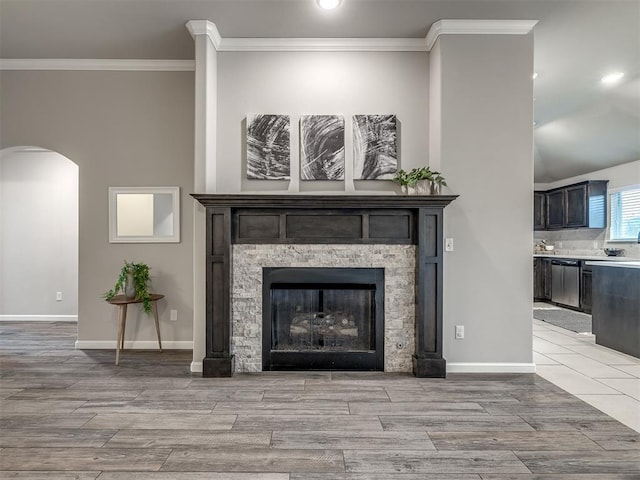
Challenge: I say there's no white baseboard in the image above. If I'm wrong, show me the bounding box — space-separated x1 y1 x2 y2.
0 315 78 322
190 361 203 373
447 362 536 374
75 340 193 350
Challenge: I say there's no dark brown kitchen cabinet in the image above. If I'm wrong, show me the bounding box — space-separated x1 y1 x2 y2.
581 269 592 313
534 192 546 230
534 258 551 300
565 183 588 228
546 189 565 229
541 180 608 230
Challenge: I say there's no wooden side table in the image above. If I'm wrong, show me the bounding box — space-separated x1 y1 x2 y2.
106 293 164 365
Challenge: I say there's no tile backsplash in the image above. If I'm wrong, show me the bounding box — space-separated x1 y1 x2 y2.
534 229 640 259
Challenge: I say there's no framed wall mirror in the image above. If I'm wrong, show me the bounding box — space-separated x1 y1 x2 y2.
109 186 180 243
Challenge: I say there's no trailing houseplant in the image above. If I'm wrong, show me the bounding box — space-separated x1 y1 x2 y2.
104 261 152 314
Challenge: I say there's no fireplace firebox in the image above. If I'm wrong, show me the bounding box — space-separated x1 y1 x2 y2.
263 267 384 371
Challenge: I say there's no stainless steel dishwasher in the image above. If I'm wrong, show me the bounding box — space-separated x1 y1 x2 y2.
551 259 581 308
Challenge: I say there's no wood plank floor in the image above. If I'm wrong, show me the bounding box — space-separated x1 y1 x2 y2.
1 322 639 479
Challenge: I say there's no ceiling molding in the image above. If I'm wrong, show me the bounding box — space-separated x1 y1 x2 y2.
184 19 427 51
186 20 222 49
425 19 538 51
217 37 428 52
0 59 195 71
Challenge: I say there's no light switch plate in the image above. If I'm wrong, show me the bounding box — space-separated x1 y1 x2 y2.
445 238 454 252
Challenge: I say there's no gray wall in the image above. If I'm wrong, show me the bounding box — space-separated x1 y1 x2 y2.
434 34 535 366
216 51 429 193
1 40 536 369
0 149 78 318
0 70 195 345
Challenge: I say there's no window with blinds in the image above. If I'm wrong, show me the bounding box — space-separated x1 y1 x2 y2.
610 185 640 241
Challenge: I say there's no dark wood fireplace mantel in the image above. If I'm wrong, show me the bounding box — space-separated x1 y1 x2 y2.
192 194 457 378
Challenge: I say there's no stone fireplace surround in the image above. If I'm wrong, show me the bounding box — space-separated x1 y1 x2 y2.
234 244 414 373
193 194 456 377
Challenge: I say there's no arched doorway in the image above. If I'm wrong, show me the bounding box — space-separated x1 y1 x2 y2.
0 147 79 331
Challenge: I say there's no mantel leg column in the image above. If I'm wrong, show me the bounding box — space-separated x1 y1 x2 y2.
413 207 446 377
203 207 235 377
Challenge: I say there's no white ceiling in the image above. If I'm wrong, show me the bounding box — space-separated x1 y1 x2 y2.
1 0 638 182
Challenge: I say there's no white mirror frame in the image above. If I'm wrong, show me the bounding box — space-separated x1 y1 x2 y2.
109 186 180 243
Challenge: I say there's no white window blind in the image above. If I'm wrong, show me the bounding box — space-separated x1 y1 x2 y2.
610 186 640 241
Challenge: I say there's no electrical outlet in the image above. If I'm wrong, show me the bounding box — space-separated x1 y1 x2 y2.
455 325 464 339
445 237 454 252
170 309 178 321
56 291 63 302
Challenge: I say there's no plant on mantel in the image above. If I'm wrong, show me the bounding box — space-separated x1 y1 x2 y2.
104 261 152 314
392 166 447 194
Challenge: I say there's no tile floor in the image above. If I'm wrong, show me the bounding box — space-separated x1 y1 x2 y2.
533 302 640 433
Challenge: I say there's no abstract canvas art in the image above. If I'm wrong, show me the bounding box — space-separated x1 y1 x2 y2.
353 114 398 180
246 114 290 180
300 115 345 181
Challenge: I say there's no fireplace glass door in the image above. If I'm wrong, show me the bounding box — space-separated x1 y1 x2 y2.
271 287 374 352
262 267 384 371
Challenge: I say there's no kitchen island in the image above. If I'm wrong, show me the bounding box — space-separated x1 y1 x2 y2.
586 261 640 358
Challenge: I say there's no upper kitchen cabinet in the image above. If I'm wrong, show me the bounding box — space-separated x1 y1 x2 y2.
538 180 608 230
533 192 546 230
546 189 565 229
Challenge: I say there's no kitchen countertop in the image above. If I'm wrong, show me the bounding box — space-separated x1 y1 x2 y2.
585 260 640 269
533 254 639 261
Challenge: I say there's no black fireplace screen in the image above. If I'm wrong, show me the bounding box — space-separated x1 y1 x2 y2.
262 267 384 371
270 286 375 352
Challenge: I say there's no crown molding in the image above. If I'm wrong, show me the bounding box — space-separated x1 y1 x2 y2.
184 19 427 52
0 58 195 71
425 19 538 51
186 20 222 49
218 37 428 52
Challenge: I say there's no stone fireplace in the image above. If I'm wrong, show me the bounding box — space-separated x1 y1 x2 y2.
193 194 456 377
233 246 415 373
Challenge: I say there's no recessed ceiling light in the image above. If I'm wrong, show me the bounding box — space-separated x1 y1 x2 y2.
316 0 342 10
532 72 538 79
601 72 624 85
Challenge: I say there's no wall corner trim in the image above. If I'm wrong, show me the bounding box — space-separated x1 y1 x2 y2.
190 361 203 373
425 19 538 51
0 59 195 71
447 362 537 373
186 20 222 49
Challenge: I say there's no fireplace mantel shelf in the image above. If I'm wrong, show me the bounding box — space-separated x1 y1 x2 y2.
192 193 458 209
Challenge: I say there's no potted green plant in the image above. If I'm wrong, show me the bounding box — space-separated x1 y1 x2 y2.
104 261 152 314
429 170 448 194
392 166 447 195
391 169 412 192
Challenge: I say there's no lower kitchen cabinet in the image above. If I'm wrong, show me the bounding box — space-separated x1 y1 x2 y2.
581 268 592 313
534 257 593 313
534 258 551 301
